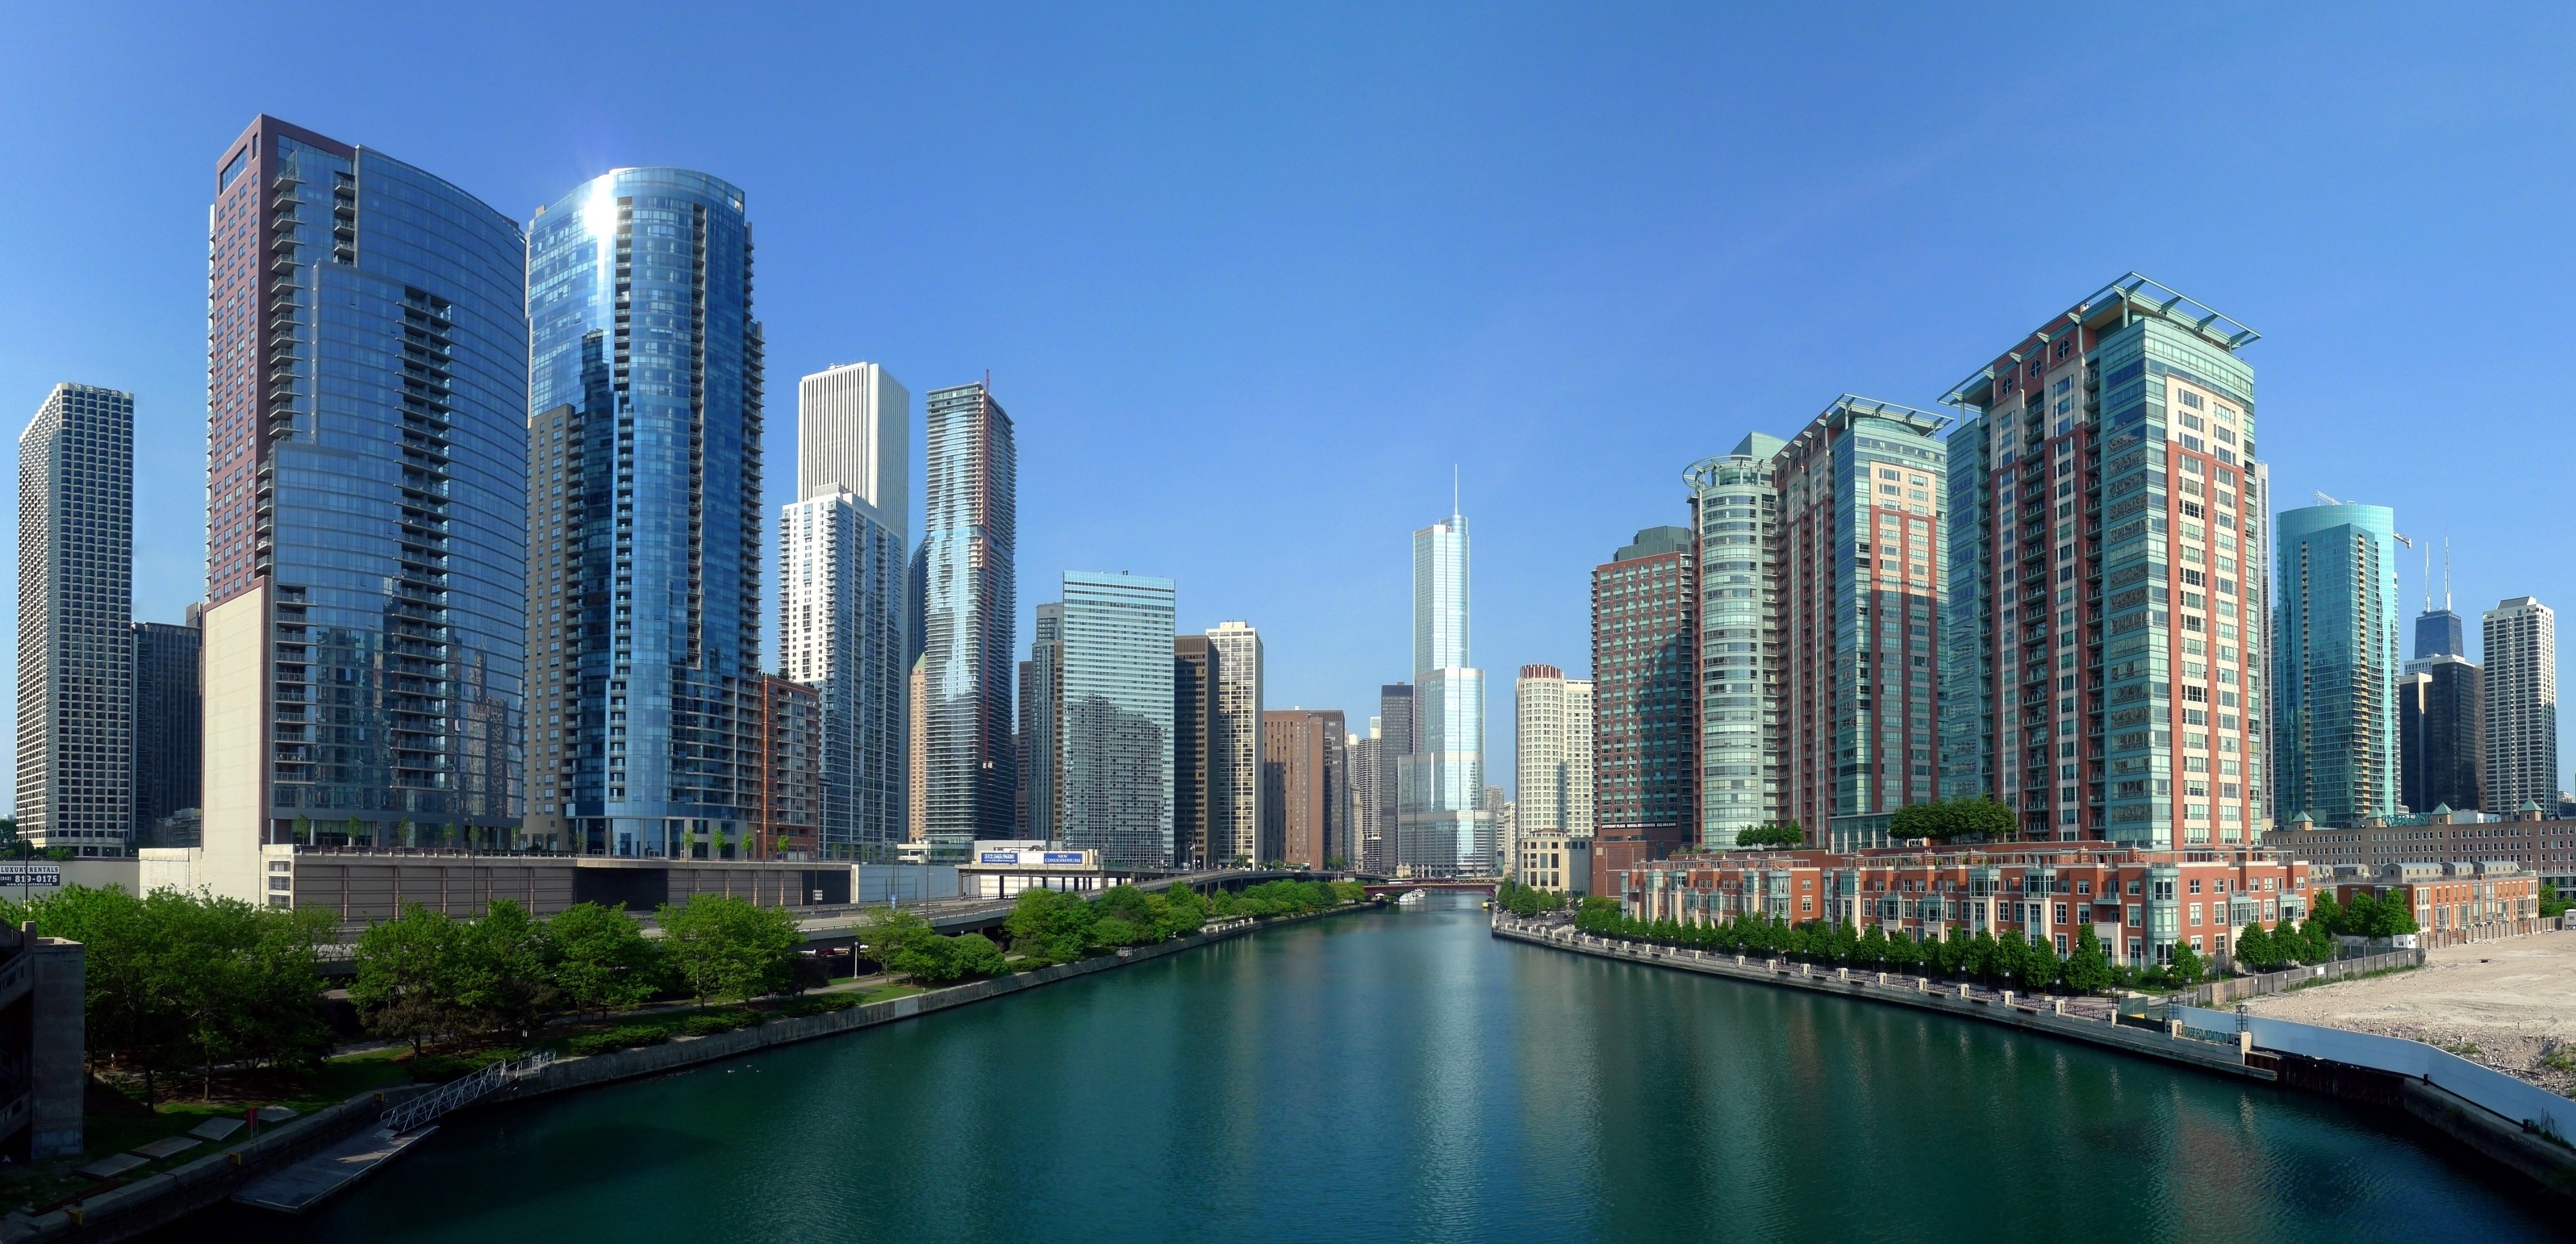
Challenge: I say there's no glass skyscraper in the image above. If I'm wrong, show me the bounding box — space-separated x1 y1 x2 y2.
202 118 525 897
1054 572 1176 866
1687 434 1782 849
1399 509 1488 877
921 382 1017 837
2272 503 2402 829
526 167 762 858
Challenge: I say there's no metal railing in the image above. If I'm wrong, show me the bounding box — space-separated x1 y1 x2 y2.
379 1050 553 1135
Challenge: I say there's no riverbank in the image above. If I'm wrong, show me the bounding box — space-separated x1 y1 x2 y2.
1500 916 2576 1207
485 901 1376 1107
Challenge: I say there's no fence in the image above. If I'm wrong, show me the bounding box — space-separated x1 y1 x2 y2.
2173 1003 2576 1143
2187 947 2424 1007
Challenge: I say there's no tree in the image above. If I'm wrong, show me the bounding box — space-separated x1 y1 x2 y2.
2062 925 2112 994
1733 822 1806 850
350 903 474 1055
549 902 662 1015
2233 922 2278 973
2542 882 2570 920
2168 941 2204 986
1002 888 1096 964
658 894 801 1004
463 899 556 1034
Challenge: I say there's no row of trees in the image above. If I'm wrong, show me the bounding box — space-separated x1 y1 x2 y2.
964 879 1365 973
1 887 335 1103
1496 880 1569 917
351 895 804 1053
1886 797 2019 843
1566 897 2336 992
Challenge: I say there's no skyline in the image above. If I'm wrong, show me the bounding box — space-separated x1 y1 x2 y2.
6 6 2576 804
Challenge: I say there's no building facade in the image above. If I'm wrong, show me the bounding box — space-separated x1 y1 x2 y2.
1352 724 1382 872
1772 397 1948 851
2266 802 2576 894
1940 274 2270 850
747 674 821 859
1021 603 1063 840
1207 620 1264 865
780 362 910 858
2271 503 2402 829
1591 526 1694 882
17 385 134 856
2482 596 2557 816
1263 709 1346 870
203 119 525 905
526 166 758 859
131 615 203 841
1173 636 1216 868
921 382 1018 837
1685 435 1783 849
1513 664 1594 842
2402 591 2483 817
1373 685 1413 874
1401 511 1489 878
1055 573 1176 866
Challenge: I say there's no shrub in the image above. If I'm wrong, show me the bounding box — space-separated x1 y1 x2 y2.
566 1024 674 1057
677 1010 758 1037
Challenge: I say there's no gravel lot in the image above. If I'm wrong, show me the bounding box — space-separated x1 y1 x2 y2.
2240 930 2576 1092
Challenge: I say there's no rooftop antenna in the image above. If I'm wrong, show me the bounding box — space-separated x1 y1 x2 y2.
2444 537 2453 611
2421 538 2432 612
1451 464 1459 520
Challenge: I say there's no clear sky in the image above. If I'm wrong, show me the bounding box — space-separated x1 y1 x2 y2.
3 3 2574 805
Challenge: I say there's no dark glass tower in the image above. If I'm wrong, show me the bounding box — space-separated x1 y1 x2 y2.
132 616 203 838
527 169 763 858
203 117 525 876
2403 598 2484 815
921 382 1017 837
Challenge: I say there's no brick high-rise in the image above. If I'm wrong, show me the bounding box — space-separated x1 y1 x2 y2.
1591 526 1695 881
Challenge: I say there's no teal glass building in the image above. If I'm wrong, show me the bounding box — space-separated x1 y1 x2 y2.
526 168 764 858
1056 572 1175 866
2273 503 2403 828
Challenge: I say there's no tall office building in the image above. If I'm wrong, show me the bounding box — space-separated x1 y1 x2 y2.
1052 573 1175 866
2483 596 2558 814
203 119 525 902
2272 503 2402 829
1685 435 1783 849
1941 274 2269 853
780 362 910 858
1773 397 1948 850
1021 603 1063 838
2401 575 2482 815
1262 709 1346 870
132 613 204 840
1173 636 1217 867
1483 785 1512 877
1351 724 1383 872
17 384 134 856
1591 526 1694 881
747 674 821 858
1513 665 1594 843
921 382 1017 837
907 655 927 840
1207 620 1265 865
1400 510 1489 878
1373 685 1413 874
526 166 757 859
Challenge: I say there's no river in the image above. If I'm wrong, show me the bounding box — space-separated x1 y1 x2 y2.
194 893 2556 1242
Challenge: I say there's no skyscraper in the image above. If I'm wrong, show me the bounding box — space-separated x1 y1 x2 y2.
1263 709 1345 870
747 674 821 858
2483 596 2558 814
1685 435 1783 849
1941 273 2269 851
203 119 525 902
527 166 758 859
1374 685 1413 874
1054 573 1175 866
1513 664 1595 842
1401 509 1489 878
781 362 910 858
2272 503 2402 829
1352 724 1383 872
1590 527 1694 880
2400 560 2482 817
921 382 1017 837
1021 603 1063 838
1773 397 1949 850
1173 636 1217 868
17 384 133 856
1207 620 1264 865
132 614 203 841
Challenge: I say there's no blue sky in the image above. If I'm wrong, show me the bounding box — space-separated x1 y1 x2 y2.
2 3 2574 803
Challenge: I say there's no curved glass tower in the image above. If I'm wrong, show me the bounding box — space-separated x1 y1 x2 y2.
2273 503 2401 829
202 116 526 885
1687 435 1783 848
527 168 764 858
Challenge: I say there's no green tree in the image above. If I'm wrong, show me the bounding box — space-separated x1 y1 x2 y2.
1733 821 1806 850
859 905 940 981
658 894 801 1004
350 903 473 1055
2542 881 2570 919
463 898 556 1034
548 902 662 1015
2168 941 2205 985
2062 925 2112 994
2233 922 2278 973
1001 888 1096 964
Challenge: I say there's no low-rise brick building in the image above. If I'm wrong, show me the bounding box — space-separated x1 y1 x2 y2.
1616 843 2308 969
2265 803 2576 894
2327 860 2541 946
